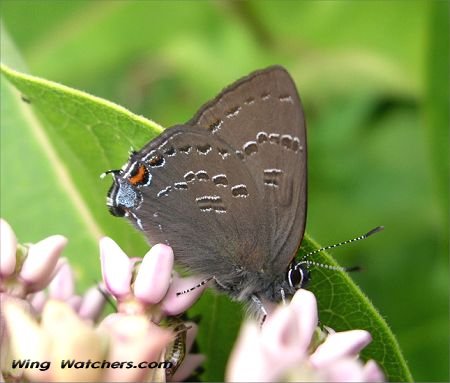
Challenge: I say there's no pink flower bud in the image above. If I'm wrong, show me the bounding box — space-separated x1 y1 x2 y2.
20 235 67 292
78 285 106 321
48 260 74 300
134 244 174 304
0 219 17 278
310 330 372 368
160 274 207 316
99 237 132 298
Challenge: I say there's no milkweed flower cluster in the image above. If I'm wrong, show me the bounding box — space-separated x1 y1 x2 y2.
99 237 206 319
227 289 384 382
0 219 203 382
1 218 384 382
99 237 205 381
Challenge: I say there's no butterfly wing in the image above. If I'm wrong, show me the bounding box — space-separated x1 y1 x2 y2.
130 126 268 276
189 66 307 274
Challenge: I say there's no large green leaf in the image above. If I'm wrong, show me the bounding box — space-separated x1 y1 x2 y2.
1 63 163 258
1 64 412 381
0 52 103 286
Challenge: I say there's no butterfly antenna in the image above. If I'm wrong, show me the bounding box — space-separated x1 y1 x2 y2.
302 226 384 260
96 282 117 311
299 260 353 272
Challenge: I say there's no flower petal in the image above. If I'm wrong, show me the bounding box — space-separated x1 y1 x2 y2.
310 329 372 368
290 289 319 351
48 260 74 300
161 275 207 315
99 237 132 298
66 295 82 312
78 285 106 321
226 322 273 382
0 219 17 278
261 305 305 375
134 244 174 304
170 353 204 382
3 298 52 381
41 301 106 382
362 360 385 382
20 235 67 292
28 291 47 313
100 313 172 382
322 357 365 382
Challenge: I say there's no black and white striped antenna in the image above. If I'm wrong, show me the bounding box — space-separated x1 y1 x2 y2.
298 226 384 272
303 226 384 260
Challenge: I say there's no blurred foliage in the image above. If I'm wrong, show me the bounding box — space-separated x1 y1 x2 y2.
1 0 448 381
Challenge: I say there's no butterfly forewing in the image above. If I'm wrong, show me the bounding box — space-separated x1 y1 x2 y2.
132 126 268 275
189 66 307 273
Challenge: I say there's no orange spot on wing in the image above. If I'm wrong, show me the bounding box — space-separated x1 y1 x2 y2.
129 165 147 185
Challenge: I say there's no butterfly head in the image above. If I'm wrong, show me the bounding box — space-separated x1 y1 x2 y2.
102 161 149 220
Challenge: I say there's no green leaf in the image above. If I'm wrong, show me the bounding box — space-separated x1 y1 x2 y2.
425 1 449 228
1 63 163 257
1 67 104 286
1 63 412 381
188 292 244 381
301 234 413 382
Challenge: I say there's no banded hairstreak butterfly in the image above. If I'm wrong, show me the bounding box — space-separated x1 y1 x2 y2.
104 66 382 317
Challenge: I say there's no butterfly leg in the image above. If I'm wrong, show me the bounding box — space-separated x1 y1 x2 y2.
212 276 230 290
128 211 143 231
280 288 287 305
176 276 213 296
251 294 268 326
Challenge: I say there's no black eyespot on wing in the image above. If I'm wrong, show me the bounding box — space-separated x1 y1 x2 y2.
288 268 302 287
281 135 292 149
287 263 310 289
164 146 176 156
231 184 248 197
149 154 165 167
257 132 268 143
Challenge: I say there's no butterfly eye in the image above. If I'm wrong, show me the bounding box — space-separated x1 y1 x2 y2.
287 263 309 289
107 182 126 217
108 205 126 217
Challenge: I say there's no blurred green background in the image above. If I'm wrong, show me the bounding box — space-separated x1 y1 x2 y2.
1 1 448 381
